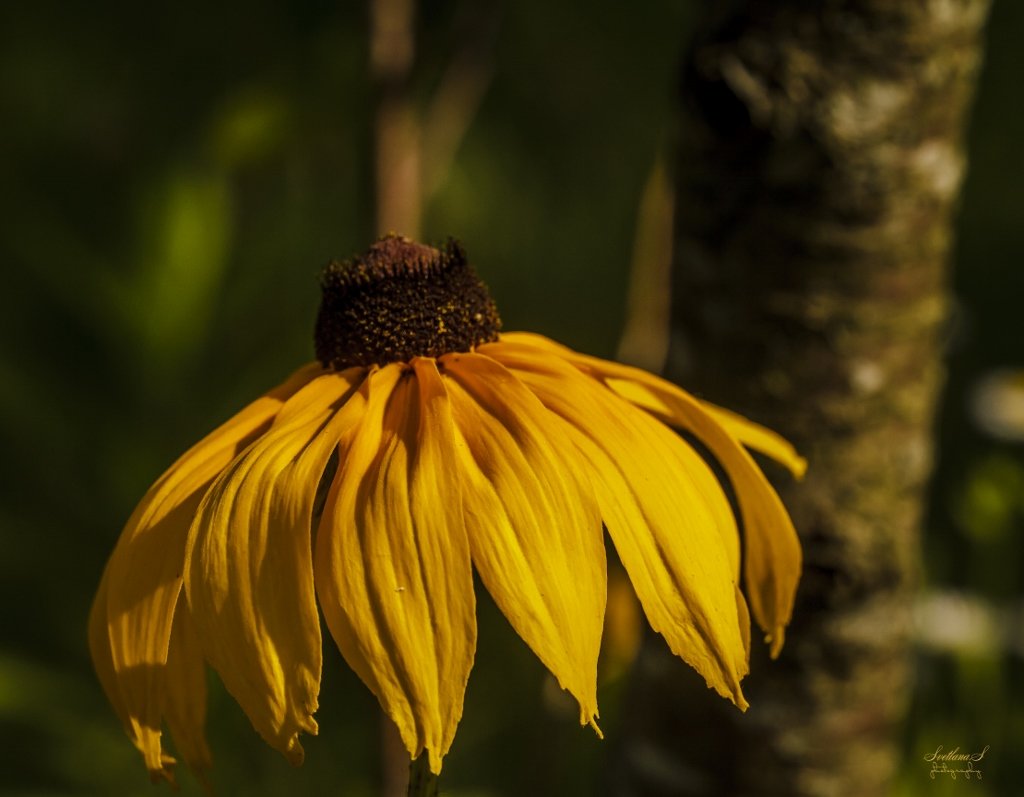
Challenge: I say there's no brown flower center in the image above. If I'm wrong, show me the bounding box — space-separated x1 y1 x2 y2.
314 235 502 369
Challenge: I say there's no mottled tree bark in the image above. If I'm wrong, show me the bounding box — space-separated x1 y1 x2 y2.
614 2 991 796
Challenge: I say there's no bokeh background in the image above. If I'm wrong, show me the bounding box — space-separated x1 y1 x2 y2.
1 1 1021 795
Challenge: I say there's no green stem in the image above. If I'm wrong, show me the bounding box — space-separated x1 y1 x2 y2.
406 754 439 797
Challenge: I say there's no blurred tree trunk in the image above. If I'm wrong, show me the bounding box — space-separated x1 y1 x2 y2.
613 2 991 796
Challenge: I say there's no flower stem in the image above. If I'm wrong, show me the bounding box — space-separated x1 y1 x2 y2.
406 754 438 797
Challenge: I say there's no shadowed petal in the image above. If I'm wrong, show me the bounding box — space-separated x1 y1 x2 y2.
439 352 606 729
184 369 363 764
482 343 748 705
735 585 752 661
99 363 323 779
88 562 173 782
315 361 477 774
163 602 212 783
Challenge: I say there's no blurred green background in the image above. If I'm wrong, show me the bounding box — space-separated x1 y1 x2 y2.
1 1 1021 795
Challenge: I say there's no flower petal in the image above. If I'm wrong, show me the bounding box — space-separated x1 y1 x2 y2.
184 368 363 764
698 403 806 479
89 562 172 781
163 602 212 782
499 334 801 657
482 343 748 705
500 333 805 477
484 341 741 574
439 352 606 728
314 361 477 774
597 375 799 656
99 363 323 779
603 377 808 480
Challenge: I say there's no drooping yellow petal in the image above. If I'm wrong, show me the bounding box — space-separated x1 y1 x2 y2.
497 331 573 353
182 370 362 758
699 403 806 479
483 341 741 575
163 603 212 782
597 371 799 657
603 378 807 480
500 332 806 479
100 362 323 779
439 352 606 728
314 361 477 774
499 334 801 657
481 343 748 704
184 368 363 764
89 562 173 780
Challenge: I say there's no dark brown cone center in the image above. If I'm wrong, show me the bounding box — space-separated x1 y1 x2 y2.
314 235 502 369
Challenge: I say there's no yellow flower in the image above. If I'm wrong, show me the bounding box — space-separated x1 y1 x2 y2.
89 235 804 784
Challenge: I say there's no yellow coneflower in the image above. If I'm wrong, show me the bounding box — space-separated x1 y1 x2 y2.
89 235 804 785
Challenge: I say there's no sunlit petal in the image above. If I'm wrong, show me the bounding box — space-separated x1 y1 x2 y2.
500 331 805 478
482 343 748 704
185 369 362 763
315 361 477 774
440 352 606 729
600 373 799 656
499 334 801 657
100 363 323 778
603 377 807 480
483 341 741 574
